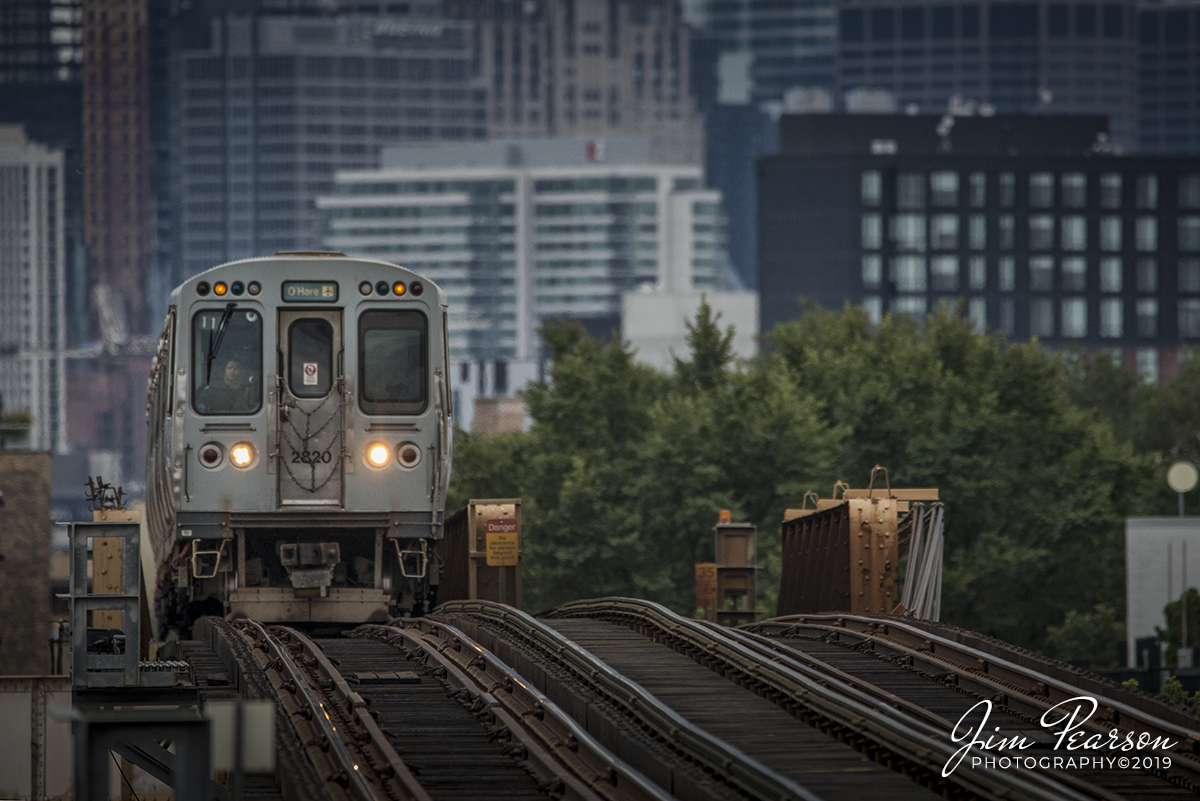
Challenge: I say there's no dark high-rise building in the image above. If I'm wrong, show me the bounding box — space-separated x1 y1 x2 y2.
759 113 1200 382
1137 2 1200 155
684 0 838 105
0 0 87 346
835 0 1139 152
170 2 487 280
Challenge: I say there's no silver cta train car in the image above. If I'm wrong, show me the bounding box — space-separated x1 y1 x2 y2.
145 252 451 633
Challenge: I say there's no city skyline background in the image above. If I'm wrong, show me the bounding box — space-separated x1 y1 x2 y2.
2 0 1200 500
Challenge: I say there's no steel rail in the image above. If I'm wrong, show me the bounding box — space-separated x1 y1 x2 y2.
712 623 1126 801
233 620 388 801
543 597 1092 801
269 626 432 801
754 615 1200 793
871 615 1200 732
437 599 827 801
357 619 676 801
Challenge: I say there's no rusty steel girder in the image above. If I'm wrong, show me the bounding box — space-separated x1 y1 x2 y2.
778 498 900 616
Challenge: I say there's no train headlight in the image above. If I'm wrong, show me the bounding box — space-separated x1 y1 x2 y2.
230 442 255 468
396 441 422 469
365 442 390 468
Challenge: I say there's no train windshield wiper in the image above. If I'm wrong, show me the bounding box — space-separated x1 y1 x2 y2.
204 302 237 384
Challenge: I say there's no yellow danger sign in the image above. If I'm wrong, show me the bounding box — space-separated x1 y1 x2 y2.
485 517 520 566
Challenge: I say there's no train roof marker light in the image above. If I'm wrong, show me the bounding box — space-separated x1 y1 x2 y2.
365 442 390 468
248 281 261 296
214 282 228 296
376 281 389 296
359 281 373 296
197 281 210 296
410 281 424 297
231 281 245 296
392 281 406 296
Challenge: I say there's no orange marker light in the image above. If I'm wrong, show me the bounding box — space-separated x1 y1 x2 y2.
392 282 406 296
214 282 228 296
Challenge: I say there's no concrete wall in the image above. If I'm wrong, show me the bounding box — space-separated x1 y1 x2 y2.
0 451 52 675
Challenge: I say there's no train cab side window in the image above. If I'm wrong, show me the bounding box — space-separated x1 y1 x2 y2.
288 319 334 398
359 310 427 415
192 307 263 415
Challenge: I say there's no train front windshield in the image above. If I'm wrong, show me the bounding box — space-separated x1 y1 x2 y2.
358 310 427 415
192 307 263 415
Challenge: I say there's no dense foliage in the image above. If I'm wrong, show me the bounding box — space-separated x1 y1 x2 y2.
449 300 1196 660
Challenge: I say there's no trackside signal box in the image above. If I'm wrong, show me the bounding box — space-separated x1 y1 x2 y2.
440 499 522 608
714 516 759 626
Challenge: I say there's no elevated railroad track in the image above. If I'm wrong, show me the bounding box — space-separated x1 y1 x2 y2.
160 602 1200 801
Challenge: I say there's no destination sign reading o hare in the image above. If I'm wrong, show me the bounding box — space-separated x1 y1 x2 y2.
282 281 339 302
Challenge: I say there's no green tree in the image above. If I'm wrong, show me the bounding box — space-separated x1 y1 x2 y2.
768 302 1152 648
1044 603 1125 666
1155 588 1200 665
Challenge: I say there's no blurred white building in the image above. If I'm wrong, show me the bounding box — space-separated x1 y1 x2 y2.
622 288 758 372
0 126 67 452
319 135 727 362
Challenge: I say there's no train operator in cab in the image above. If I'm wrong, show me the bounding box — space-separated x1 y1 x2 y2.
196 357 259 414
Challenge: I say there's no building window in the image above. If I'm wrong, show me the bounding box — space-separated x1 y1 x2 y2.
1029 215 1055 250
1000 172 1015 207
893 296 926 320
862 214 882 249
1062 256 1086 291
1135 175 1158 210
893 214 926 251
1180 258 1200 293
931 255 959 290
1136 217 1157 251
1180 299 1200 338
1137 258 1157 292
999 215 1015 249
1061 215 1086 251
1001 298 1015 335
1061 298 1087 338
1061 173 1086 208
1100 257 1123 292
1099 173 1122 209
862 254 883 288
863 296 883 324
1100 216 1122 251
862 170 882 206
1030 298 1054 337
1100 298 1123 337
969 215 986 249
999 256 1015 291
1030 256 1054 291
1181 175 1200 210
931 171 958 207
969 256 987 290
1137 349 1158 383
1137 298 1158 337
1180 217 1200 252
892 256 927 291
969 298 986 331
1029 173 1054 208
898 173 926 209
969 172 986 207
931 214 958 249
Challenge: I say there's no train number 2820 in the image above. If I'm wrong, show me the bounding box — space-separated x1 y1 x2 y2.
292 449 333 464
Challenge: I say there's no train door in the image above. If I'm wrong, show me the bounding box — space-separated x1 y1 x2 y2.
276 309 344 506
